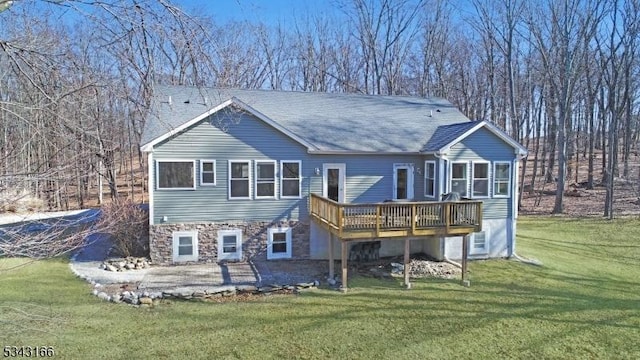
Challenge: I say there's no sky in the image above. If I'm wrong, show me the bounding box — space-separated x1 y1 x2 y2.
177 0 331 24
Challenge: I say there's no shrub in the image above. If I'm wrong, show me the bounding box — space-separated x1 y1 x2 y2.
98 200 149 258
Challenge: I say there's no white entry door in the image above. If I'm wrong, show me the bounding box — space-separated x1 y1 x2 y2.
323 163 346 202
393 163 414 200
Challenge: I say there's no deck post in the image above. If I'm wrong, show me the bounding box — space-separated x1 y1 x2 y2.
462 234 470 287
328 233 335 282
340 240 348 293
404 238 411 289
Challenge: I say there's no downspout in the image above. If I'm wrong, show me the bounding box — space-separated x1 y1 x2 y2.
434 151 448 196
508 155 519 257
147 151 154 226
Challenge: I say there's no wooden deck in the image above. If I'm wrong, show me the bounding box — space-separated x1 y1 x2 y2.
309 193 483 291
309 193 482 240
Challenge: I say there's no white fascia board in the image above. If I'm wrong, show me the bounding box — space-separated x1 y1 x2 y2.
437 120 528 157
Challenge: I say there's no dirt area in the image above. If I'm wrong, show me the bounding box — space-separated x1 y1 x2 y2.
520 179 640 216
519 151 640 216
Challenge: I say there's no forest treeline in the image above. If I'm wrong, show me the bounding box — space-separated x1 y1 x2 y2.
0 0 638 217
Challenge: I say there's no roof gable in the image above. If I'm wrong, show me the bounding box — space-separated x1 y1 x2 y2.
141 96 316 152
423 120 527 156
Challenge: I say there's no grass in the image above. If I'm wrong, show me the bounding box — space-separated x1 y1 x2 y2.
1 217 639 359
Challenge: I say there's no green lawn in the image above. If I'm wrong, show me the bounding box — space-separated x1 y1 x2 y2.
1 217 639 359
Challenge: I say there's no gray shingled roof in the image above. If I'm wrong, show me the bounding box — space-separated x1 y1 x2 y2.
421 121 482 152
141 85 475 153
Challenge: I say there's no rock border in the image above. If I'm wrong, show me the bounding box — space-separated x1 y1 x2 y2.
90 281 320 307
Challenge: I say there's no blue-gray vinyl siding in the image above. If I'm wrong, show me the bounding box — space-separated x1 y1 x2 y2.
446 127 515 219
306 154 434 204
152 111 440 224
152 111 310 224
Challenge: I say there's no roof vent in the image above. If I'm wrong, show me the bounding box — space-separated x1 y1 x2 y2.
184 100 190 104
168 96 172 105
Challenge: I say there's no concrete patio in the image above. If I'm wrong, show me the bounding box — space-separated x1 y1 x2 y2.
70 232 328 292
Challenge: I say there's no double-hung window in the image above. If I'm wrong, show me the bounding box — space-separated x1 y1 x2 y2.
200 160 216 186
229 160 251 199
424 161 436 198
157 160 196 190
281 161 301 198
217 229 242 261
450 162 468 197
472 162 490 198
493 162 511 197
172 231 198 262
255 161 276 198
469 230 489 256
267 227 292 259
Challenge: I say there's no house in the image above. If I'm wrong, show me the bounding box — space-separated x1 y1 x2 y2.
140 85 528 276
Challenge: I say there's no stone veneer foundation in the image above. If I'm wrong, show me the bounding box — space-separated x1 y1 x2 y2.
149 221 310 265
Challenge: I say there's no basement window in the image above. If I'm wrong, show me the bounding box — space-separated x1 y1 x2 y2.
172 231 198 262
267 227 292 259
469 230 489 257
218 229 243 261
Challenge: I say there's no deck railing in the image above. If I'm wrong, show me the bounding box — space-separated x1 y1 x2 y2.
310 193 482 239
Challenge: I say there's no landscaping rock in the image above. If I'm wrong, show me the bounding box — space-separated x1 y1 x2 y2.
97 292 110 302
236 285 257 293
139 297 153 305
105 264 118 272
101 257 150 272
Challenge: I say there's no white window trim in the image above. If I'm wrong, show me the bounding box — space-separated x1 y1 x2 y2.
156 159 196 190
255 160 277 199
449 161 469 197
172 230 198 262
267 227 292 259
469 228 490 257
424 160 436 199
393 163 415 200
493 161 512 198
200 159 216 186
280 160 302 199
228 160 252 200
217 229 243 261
471 161 491 199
